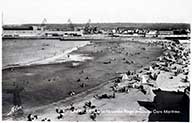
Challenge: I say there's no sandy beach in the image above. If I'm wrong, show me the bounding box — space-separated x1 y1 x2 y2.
2 38 190 121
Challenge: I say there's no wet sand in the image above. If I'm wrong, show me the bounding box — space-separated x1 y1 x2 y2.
2 39 163 119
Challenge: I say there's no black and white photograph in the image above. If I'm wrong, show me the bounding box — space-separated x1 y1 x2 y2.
1 0 191 122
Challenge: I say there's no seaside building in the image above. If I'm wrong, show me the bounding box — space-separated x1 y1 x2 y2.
157 29 190 39
2 25 45 38
145 30 158 37
44 31 83 37
158 30 174 35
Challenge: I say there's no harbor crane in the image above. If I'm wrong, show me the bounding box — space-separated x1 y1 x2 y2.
38 18 47 32
67 19 75 31
41 18 47 26
84 19 91 34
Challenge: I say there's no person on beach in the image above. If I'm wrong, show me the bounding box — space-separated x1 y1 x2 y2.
94 92 115 99
69 103 75 111
41 118 51 121
27 114 38 121
78 106 87 115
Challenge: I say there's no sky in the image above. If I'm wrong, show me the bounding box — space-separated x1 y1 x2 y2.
1 0 192 24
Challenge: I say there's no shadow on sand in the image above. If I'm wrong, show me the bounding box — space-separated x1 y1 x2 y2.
138 89 189 122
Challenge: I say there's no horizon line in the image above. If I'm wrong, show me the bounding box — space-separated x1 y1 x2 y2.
3 22 191 26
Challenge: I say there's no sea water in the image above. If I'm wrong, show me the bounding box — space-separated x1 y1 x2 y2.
2 39 90 69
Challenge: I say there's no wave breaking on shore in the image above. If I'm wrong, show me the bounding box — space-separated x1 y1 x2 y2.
3 41 92 69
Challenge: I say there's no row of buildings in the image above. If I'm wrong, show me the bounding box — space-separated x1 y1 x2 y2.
2 25 191 39
111 27 190 39
2 25 84 38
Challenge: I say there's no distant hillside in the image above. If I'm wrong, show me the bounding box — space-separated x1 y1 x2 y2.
3 23 190 31
90 23 190 30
